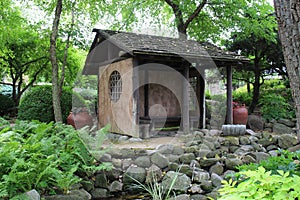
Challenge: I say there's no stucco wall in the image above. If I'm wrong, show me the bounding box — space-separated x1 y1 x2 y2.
146 70 182 117
98 58 138 137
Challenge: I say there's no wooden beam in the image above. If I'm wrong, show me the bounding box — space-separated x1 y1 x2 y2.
182 65 190 133
226 66 233 124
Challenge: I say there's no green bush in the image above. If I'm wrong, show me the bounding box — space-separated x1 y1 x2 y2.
18 85 73 123
232 91 252 106
259 93 295 121
0 94 15 116
0 118 111 198
237 150 300 176
219 167 300 199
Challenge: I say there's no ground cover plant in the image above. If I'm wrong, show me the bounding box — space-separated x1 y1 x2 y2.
0 118 111 199
219 150 300 199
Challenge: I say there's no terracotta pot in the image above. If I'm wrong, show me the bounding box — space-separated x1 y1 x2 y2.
67 108 93 129
233 105 248 125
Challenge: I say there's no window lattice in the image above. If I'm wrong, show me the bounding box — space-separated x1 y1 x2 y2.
109 71 122 102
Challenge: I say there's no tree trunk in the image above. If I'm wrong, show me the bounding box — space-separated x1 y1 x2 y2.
249 58 261 113
274 0 300 141
50 0 63 122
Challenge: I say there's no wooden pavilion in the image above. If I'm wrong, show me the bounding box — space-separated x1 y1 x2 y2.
83 29 248 137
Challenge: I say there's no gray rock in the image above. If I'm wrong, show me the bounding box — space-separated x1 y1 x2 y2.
206 150 222 158
146 164 162 183
95 173 108 188
247 115 264 131
170 194 190 200
266 145 279 151
251 152 270 162
211 173 223 187
173 146 185 155
225 158 243 170
242 155 256 164
199 158 220 167
45 189 92 200
288 144 300 152
156 144 174 154
190 194 208 200
273 123 293 134
198 149 211 158
134 156 151 168
190 184 203 194
268 150 278 157
151 152 169 168
224 137 239 146
229 145 240 153
239 136 251 145
109 181 123 192
99 153 112 162
111 158 122 168
123 166 146 184
264 122 273 128
193 171 210 183
106 168 122 180
118 135 129 142
26 189 40 200
180 164 193 177
180 153 196 164
90 188 108 199
82 180 94 192
234 145 255 155
206 191 219 200
203 140 216 150
278 134 298 149
129 137 143 142
209 129 222 136
122 158 133 170
278 118 295 127
190 159 201 168
209 162 224 175
169 162 179 171
161 171 191 193
200 180 213 191
185 146 199 153
246 129 261 138
198 144 211 150
120 148 136 158
258 137 276 147
168 154 180 162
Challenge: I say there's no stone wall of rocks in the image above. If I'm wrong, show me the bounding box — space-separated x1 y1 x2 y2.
57 129 299 200
247 115 297 134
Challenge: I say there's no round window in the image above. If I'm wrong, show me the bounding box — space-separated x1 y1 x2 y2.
109 70 122 102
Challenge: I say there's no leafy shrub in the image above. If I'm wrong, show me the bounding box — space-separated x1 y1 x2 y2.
18 85 72 123
232 90 252 107
237 149 300 176
219 167 300 199
0 94 15 116
0 118 111 198
259 93 295 121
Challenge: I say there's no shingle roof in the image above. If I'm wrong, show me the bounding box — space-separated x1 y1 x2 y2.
92 29 248 62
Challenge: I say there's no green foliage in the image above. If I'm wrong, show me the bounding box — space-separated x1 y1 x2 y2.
18 85 72 123
232 90 252 106
0 118 111 198
237 150 300 176
0 94 15 116
259 93 295 121
218 167 300 200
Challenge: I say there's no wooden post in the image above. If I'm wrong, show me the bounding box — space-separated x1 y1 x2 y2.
226 66 233 124
198 66 206 128
144 69 149 117
182 65 190 133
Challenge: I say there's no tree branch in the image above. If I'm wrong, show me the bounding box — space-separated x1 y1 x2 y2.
182 0 207 31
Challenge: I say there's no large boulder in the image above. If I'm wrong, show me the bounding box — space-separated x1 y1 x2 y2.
278 134 298 149
247 115 264 131
161 171 191 194
273 123 293 134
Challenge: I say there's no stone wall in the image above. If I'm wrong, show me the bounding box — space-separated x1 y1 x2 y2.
51 129 299 200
